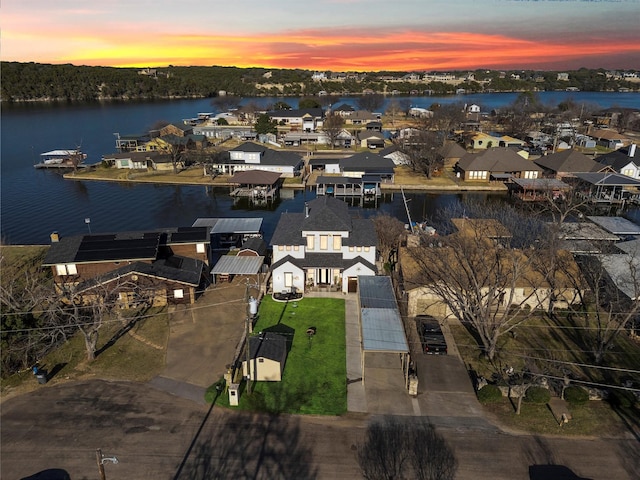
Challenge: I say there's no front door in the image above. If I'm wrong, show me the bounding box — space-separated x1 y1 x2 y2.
318 268 330 285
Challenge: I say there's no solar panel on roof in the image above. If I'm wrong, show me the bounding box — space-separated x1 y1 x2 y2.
169 231 206 243
82 234 116 242
74 236 158 262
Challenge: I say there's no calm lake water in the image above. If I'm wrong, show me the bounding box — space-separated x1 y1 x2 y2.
1 93 639 245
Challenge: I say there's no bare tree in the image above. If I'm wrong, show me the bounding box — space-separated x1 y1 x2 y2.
385 99 410 127
404 203 551 360
211 95 240 113
616 108 635 134
356 93 384 113
372 214 406 272
0 254 68 374
51 277 156 361
356 416 457 480
573 251 640 364
321 112 345 149
400 103 465 178
498 91 543 138
401 129 444 178
159 140 186 174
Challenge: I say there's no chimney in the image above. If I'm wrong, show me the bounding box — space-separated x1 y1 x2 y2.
629 144 637 158
50 231 59 243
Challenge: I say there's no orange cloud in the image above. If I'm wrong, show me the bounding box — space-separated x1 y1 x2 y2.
6 26 640 71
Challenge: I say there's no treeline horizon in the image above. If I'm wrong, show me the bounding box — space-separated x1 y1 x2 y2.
1 61 638 104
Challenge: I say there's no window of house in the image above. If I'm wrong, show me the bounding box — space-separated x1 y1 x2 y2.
320 235 328 250
196 243 205 253
286 245 291 251
333 235 341 250
174 289 184 299
307 235 314 250
349 246 354 252
356 247 362 252
364 247 370 252
278 245 284 251
294 245 299 251
55 264 77 276
258 358 264 363
623 169 634 177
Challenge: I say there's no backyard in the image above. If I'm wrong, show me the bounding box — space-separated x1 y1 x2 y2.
215 296 347 415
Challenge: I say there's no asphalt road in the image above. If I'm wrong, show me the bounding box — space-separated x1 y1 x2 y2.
2 379 638 480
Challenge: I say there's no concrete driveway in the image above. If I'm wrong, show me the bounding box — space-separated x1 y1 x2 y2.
159 279 248 388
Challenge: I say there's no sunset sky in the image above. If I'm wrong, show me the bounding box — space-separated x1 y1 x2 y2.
3 0 640 72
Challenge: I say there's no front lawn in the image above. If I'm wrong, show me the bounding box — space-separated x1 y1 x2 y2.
217 296 347 415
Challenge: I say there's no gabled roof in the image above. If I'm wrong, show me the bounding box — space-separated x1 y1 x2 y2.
230 170 282 185
230 141 267 153
574 172 640 186
339 152 395 173
357 131 385 141
439 141 467 159
534 150 604 173
239 237 268 256
596 145 639 170
267 108 323 118
333 103 355 112
457 148 542 173
302 196 352 231
270 254 376 272
248 332 287 362
77 255 205 292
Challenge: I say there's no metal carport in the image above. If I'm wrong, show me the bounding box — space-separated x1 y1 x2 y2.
360 308 410 387
210 256 265 284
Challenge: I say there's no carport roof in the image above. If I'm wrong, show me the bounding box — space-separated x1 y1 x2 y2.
586 216 640 235
359 276 397 309
361 308 409 353
210 255 265 275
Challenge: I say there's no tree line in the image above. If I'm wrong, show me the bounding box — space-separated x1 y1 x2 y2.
1 62 637 103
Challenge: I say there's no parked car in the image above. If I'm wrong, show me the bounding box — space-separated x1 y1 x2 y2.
415 315 448 355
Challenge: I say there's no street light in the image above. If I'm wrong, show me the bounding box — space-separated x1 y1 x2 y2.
85 217 92 234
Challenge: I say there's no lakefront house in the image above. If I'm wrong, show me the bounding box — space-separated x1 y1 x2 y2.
270 196 377 294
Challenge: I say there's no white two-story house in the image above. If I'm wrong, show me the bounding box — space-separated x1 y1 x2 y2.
211 142 304 177
270 197 377 294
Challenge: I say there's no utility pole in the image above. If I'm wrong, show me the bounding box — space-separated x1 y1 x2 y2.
245 313 252 395
95 448 118 480
244 281 259 395
96 449 106 480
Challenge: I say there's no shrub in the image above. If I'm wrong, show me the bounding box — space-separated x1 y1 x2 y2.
564 386 589 405
525 386 551 404
477 384 502 404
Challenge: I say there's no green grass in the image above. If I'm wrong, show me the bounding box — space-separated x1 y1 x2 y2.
484 398 629 436
216 297 347 415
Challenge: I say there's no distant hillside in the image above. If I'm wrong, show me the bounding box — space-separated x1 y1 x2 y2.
1 62 637 103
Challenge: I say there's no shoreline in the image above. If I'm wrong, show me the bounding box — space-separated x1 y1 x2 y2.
62 171 509 193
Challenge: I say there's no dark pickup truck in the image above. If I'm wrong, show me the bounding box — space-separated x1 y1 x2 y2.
415 315 448 355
